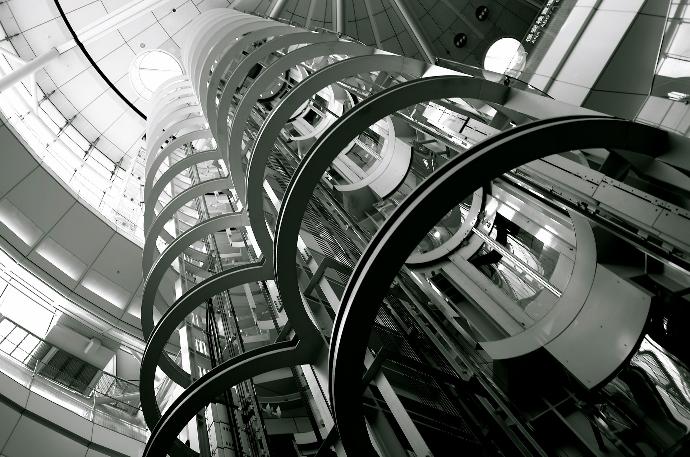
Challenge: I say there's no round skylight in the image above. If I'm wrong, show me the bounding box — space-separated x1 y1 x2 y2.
130 50 183 100
483 38 527 77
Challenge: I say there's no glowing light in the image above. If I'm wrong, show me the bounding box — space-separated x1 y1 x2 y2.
130 50 183 100
483 38 527 77
0 200 43 246
498 203 516 220
536 227 554 247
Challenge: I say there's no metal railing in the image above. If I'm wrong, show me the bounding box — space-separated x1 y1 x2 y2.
0 316 148 442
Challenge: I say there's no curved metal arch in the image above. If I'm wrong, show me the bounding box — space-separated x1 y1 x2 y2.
314 101 667 457
406 188 484 264
179 8 221 65
147 115 207 161
189 15 262 87
142 339 313 457
138 9 673 457
147 105 204 150
196 24 295 119
224 40 374 203
142 211 247 328
145 129 214 197
210 30 336 144
160 200 199 226
144 174 224 239
145 150 222 229
157 228 209 265
145 149 221 227
143 177 243 273
203 27 312 133
142 181 232 284
274 75 509 353
148 81 196 120
141 212 247 386
140 261 274 438
149 93 198 125
247 53 427 295
192 17 271 97
331 115 411 196
148 86 199 136
149 73 192 101
479 210 597 359
147 81 198 130
181 10 240 78
182 260 212 280
142 72 532 455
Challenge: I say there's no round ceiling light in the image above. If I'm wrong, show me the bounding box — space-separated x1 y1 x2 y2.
483 37 527 77
453 33 468 48
130 49 183 100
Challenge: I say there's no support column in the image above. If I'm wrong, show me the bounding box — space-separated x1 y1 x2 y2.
388 0 435 63
368 351 433 457
268 0 289 19
0 48 59 93
334 0 345 34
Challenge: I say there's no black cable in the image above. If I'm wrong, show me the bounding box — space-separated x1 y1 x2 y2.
53 0 147 120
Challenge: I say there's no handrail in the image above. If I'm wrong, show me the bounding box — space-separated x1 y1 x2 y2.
0 315 147 439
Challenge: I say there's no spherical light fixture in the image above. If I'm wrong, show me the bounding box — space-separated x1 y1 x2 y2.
483 37 527 77
129 49 183 100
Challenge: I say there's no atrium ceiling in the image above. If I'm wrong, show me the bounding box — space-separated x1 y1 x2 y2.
0 0 539 242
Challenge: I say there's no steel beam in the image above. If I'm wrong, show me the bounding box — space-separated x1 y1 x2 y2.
388 0 435 63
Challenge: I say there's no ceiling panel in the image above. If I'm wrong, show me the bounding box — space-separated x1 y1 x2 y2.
85 30 127 61
5 168 76 231
60 0 94 12
2 416 88 457
117 12 158 41
0 3 20 36
113 73 141 105
6 0 55 32
28 243 83 287
47 87 81 119
155 2 198 37
0 401 21 450
79 269 133 311
93 135 126 163
0 199 44 252
59 70 107 112
21 19 68 56
31 236 89 282
70 113 102 143
101 0 132 13
0 126 38 197
90 234 143 291
24 392 92 438
102 109 144 154
96 44 136 82
6 34 33 61
65 1 107 31
126 21 169 51
43 47 90 87
81 90 128 133
48 204 115 265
